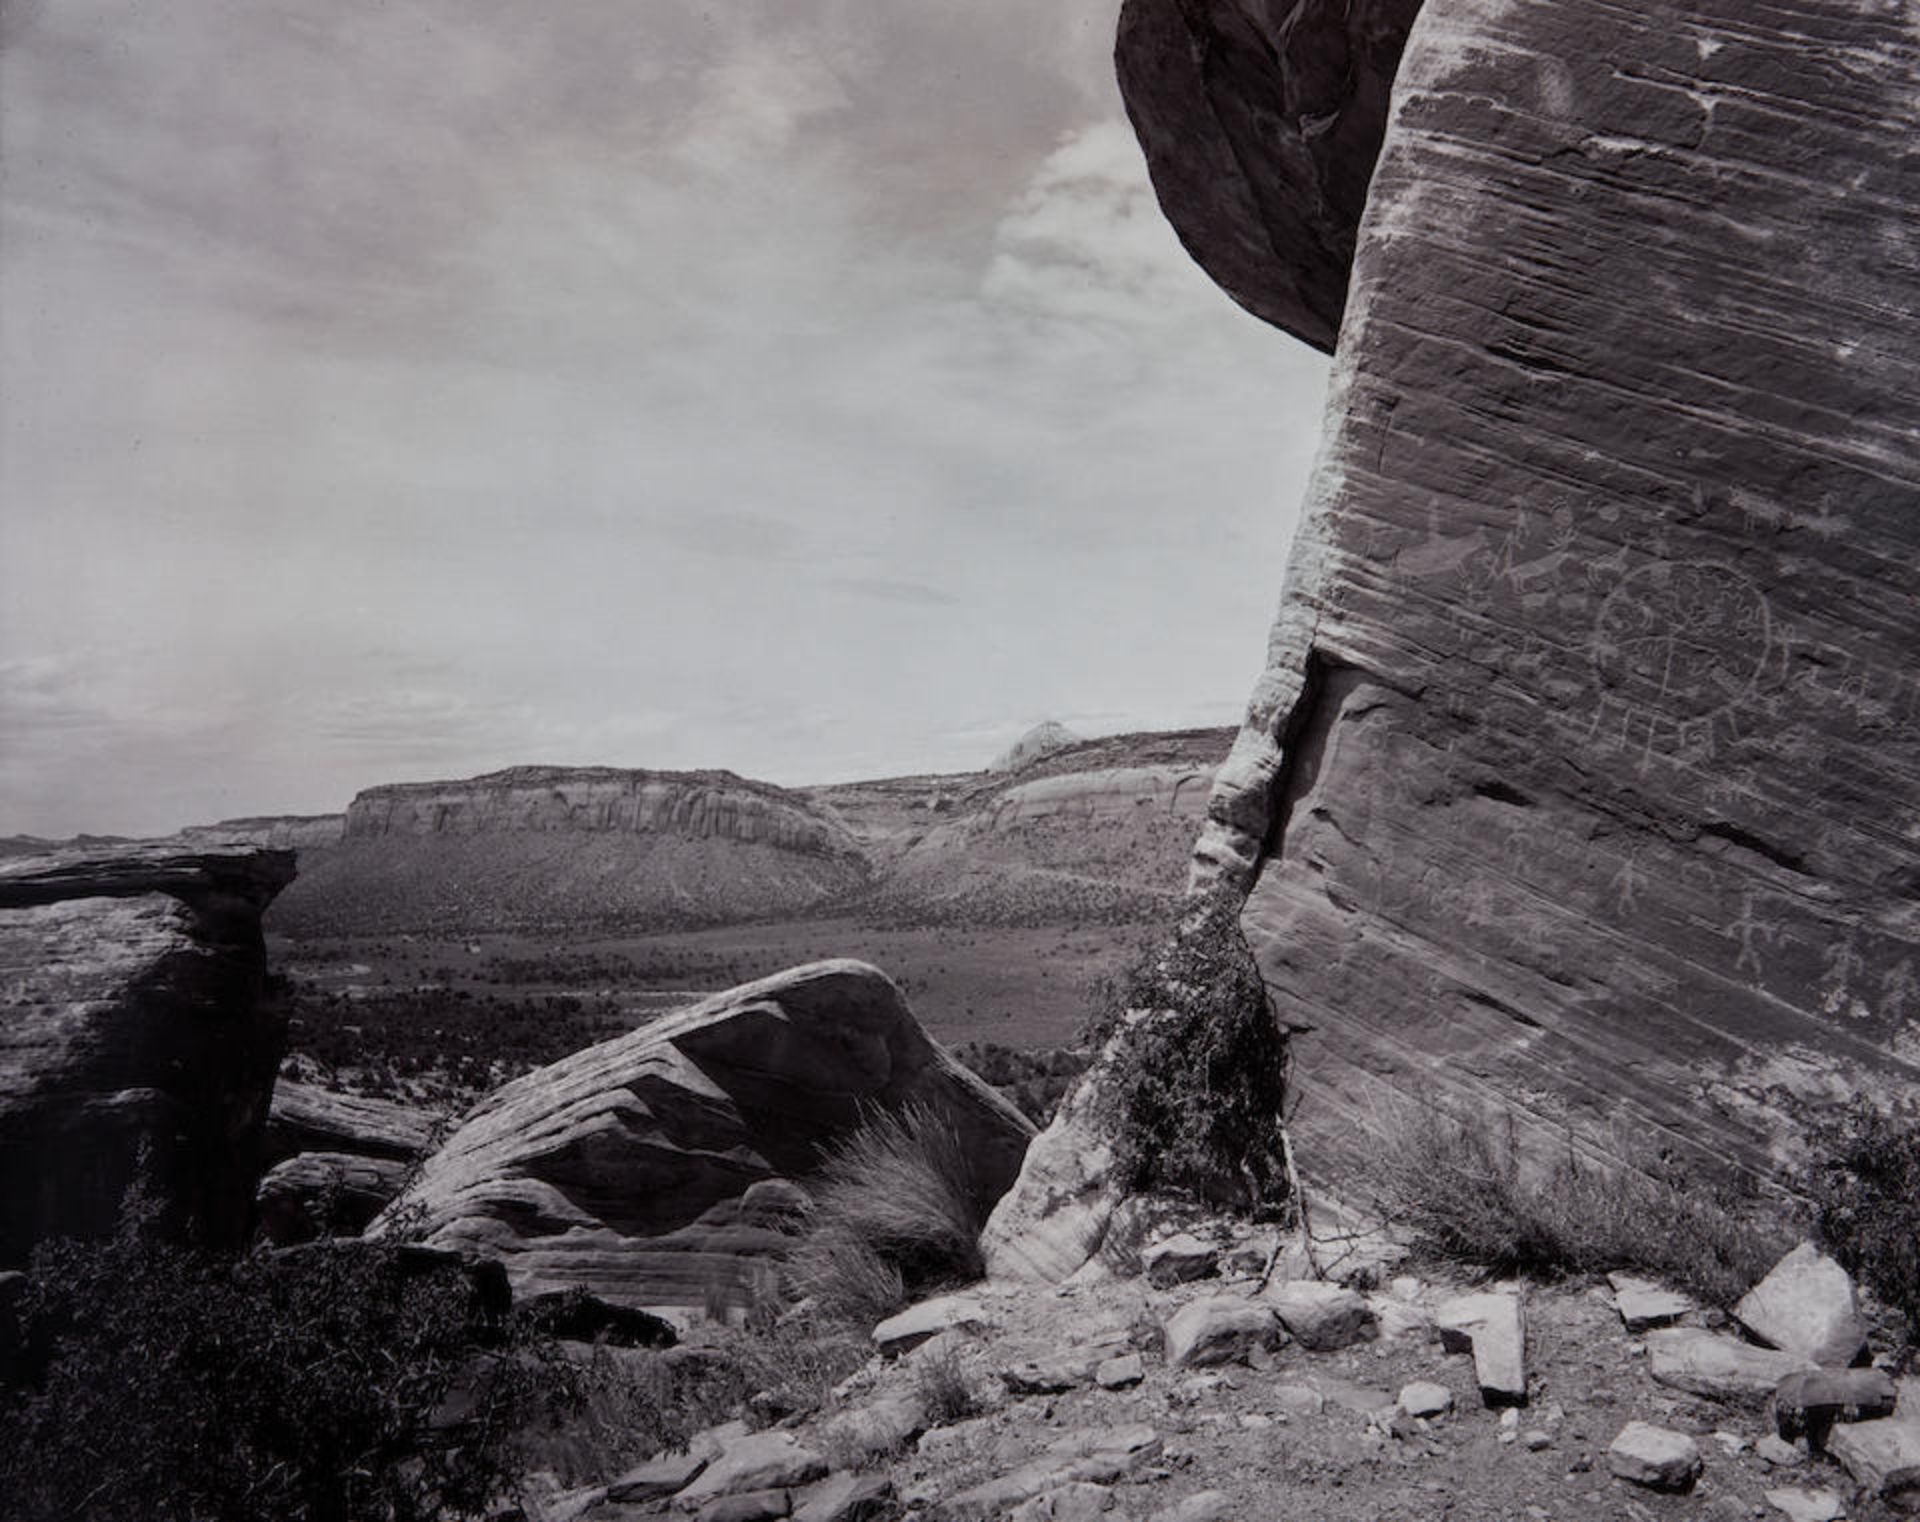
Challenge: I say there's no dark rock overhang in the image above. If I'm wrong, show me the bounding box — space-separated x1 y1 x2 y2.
1115 0 1424 353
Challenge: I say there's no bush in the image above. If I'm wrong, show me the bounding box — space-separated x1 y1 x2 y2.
1083 894 1290 1210
1805 1097 1920 1344
788 1103 984 1327
0 1224 572 1522
1364 1100 1792 1306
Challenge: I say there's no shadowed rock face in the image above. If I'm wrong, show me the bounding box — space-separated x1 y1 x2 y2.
1123 0 1920 1179
1116 0 1423 352
378 960 1036 1312
0 844 296 1262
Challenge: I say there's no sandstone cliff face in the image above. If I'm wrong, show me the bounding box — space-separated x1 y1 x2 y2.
1123 0 1920 1179
0 844 295 1261
377 960 1035 1312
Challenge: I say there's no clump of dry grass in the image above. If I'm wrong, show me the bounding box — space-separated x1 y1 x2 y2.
908 1342 980 1426
787 1103 984 1328
1363 1099 1793 1307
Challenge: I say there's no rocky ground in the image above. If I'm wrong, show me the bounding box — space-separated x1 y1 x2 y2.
520 1229 1918 1522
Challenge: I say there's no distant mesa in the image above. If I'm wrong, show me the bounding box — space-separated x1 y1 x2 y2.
989 721 1081 775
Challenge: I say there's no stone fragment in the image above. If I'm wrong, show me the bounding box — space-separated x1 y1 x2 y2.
1755 1434 1806 1468
607 1451 709 1504
1774 1367 1898 1447
1827 1418 1920 1511
1096 1353 1145 1390
1369 1296 1434 1342
1607 1423 1704 1491
1608 1274 1695 1333
1264 1279 1378 1351
1007 1483 1115 1522
1161 1295 1281 1369
1524 1430 1553 1451
1435 1292 1527 1406
1762 1490 1846 1522
1143 1233 1220 1289
874 1295 990 1357
381 961 1033 1312
674 1434 826 1511
1222 1238 1277 1277
697 1491 789 1522
1148 1491 1231 1522
917 1415 1001 1463
792 1473 893 1522
1003 1355 1097 1395
1269 1383 1325 1417
1736 1244 1870 1367
1399 1381 1453 1419
1646 1329 1818 1402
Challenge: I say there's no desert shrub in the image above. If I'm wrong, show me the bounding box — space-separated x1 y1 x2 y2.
1365 1100 1791 1306
908 1341 980 1425
1083 894 1291 1211
786 1103 987 1329
0 1222 572 1522
1805 1097 1920 1344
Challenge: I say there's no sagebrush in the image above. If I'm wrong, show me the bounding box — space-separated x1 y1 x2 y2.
0 1224 572 1522
1083 894 1291 1210
1364 1100 1791 1306
1805 1097 1920 1345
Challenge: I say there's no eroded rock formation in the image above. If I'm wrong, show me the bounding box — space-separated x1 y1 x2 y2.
377 960 1035 1312
272 767 869 934
1122 0 1920 1179
0 843 295 1261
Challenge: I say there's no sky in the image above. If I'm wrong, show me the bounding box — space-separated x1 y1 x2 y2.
0 0 1329 837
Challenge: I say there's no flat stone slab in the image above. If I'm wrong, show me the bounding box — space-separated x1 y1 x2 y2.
1646 1328 1817 1402
1095 1353 1145 1390
1607 1272 1695 1332
697 1491 790 1522
608 1450 708 1503
1762 1488 1847 1522
1435 1291 1527 1406
675 1433 827 1510
940 1426 1162 1521
1264 1279 1378 1351
1827 1416 1920 1510
1007 1482 1116 1522
792 1472 893 1522
874 1295 989 1357
1608 1421 1704 1491
1735 1243 1869 1367
1143 1233 1220 1288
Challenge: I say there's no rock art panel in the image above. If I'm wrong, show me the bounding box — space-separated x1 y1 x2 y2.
1121 0 1920 1179
0 843 296 1261
378 960 1035 1312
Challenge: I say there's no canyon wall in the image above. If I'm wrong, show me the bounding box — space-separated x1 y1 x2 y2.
1120 0 1920 1179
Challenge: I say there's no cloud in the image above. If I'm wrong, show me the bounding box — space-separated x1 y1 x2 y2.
0 0 1330 836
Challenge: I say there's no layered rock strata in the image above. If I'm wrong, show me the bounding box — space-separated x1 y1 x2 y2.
377 960 1035 1312
1122 0 1920 1179
0 843 296 1261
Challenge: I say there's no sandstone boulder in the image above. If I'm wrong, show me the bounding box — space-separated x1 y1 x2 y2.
0 842 295 1262
256 1150 412 1244
1607 1422 1703 1492
1646 1329 1816 1402
1827 1416 1920 1512
1774 1368 1898 1448
674 1432 826 1511
375 961 1034 1311
1735 1243 1869 1368
1436 1291 1527 1406
1124 0 1920 1186
1264 1279 1377 1351
263 1080 441 1166
1162 1295 1282 1370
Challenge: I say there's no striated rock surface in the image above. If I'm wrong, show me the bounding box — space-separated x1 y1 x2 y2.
375 960 1034 1311
274 766 868 935
256 1151 412 1244
176 814 345 852
264 1079 441 1166
0 843 296 1261
1123 0 1920 1181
